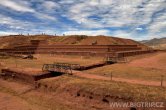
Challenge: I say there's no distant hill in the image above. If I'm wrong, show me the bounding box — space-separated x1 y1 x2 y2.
140 37 166 50
0 35 149 50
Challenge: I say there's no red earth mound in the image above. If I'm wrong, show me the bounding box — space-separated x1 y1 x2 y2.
0 35 149 49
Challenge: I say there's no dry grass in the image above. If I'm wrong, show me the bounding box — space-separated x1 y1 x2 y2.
0 82 70 110
0 54 103 70
39 75 166 102
85 64 166 81
85 52 166 81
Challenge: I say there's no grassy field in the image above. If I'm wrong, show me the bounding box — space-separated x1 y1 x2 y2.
85 52 166 81
85 64 166 81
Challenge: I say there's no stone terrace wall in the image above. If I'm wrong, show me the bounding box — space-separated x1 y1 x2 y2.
0 40 154 57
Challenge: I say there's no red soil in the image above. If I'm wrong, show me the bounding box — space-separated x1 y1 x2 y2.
0 92 40 110
128 52 166 70
0 79 32 94
0 78 41 110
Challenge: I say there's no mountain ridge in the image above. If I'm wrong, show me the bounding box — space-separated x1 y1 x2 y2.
140 37 166 50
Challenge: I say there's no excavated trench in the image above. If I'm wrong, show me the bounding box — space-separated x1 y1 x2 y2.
74 61 115 71
0 68 64 84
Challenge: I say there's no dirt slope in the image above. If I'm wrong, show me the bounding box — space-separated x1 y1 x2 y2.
0 35 53 48
0 35 148 49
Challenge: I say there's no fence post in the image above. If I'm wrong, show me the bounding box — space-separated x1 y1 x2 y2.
111 72 113 80
161 75 164 87
15 56 18 68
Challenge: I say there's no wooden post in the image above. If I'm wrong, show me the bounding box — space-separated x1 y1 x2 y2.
161 75 164 87
111 72 113 80
15 56 17 68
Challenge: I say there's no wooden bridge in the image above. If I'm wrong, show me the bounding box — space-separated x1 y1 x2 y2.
42 63 81 75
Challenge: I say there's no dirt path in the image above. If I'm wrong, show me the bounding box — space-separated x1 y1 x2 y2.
72 70 165 87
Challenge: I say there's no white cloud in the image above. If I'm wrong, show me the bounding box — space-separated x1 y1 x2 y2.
42 1 60 11
148 12 166 33
63 0 166 40
0 31 18 36
64 30 110 36
66 0 165 29
0 14 35 30
0 13 59 37
111 30 149 41
34 12 56 21
67 0 144 28
0 0 34 12
0 0 165 40
0 0 56 21
136 27 143 31
59 0 75 4
149 21 166 33
112 30 133 39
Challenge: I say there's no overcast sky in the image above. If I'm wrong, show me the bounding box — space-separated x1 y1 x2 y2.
0 0 165 40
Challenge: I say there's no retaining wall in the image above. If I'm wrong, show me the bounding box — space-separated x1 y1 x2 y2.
0 44 154 57
1 68 52 83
